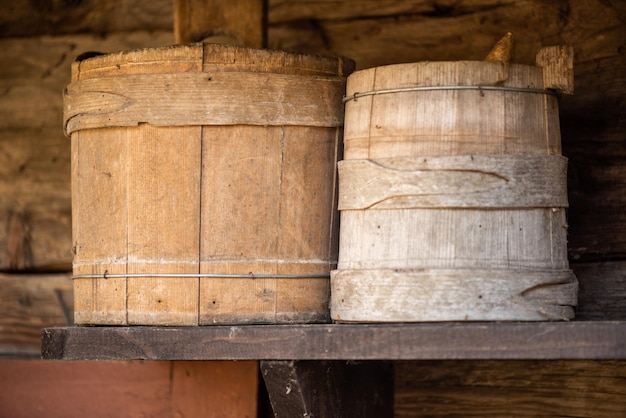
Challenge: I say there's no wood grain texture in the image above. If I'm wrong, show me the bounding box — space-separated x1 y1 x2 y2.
2 1 625 269
199 125 338 324
70 44 353 325
331 268 577 322
261 360 393 418
174 0 265 46
0 360 258 418
63 42 349 134
268 0 517 23
395 360 626 417
0 32 173 272
64 70 346 134
125 124 201 326
337 155 569 210
170 361 259 418
0 0 520 37
267 0 626 258
71 49 204 325
2 262 616 359
0 0 173 37
536 45 575 94
335 59 575 322
72 128 128 325
566 140 626 259
69 40 201 325
268 1 570 68
267 0 626 260
342 61 556 159
0 129 71 271
484 32 514 63
574 261 626 321
41 322 626 360
0 273 72 358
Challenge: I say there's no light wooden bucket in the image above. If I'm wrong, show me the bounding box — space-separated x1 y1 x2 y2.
331 47 578 322
65 43 354 325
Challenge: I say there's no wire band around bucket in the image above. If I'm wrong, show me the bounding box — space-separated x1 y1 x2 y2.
72 272 331 280
342 85 558 103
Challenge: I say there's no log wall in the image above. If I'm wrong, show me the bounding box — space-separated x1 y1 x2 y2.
0 1 625 416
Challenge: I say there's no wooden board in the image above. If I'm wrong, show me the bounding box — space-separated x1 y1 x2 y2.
0 360 258 418
124 125 201 326
64 72 345 133
268 0 626 259
0 0 554 38
566 140 626 260
337 156 569 210
0 32 173 272
0 128 71 271
2 1 625 273
199 125 338 324
268 1 570 68
331 268 577 322
261 360 393 418
1 261 620 359
574 261 626 320
174 0 265 46
272 0 626 261
41 322 626 360
0 273 72 357
395 360 626 417
269 0 516 23
0 0 173 37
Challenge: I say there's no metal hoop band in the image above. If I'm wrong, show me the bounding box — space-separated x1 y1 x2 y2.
343 85 557 103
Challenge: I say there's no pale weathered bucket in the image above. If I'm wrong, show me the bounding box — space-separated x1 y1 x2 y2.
65 43 354 325
331 46 578 322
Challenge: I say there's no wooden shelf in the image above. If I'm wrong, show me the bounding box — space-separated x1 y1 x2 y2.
42 321 626 361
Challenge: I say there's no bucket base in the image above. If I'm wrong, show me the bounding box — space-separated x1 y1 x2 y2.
74 275 331 326
330 268 577 322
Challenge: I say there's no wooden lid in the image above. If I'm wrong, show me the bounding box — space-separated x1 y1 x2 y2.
72 42 355 81
346 61 546 100
65 43 355 135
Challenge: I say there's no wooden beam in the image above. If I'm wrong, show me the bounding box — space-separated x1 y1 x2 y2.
268 1 571 67
268 0 517 24
0 0 172 37
174 0 266 47
0 261 616 358
261 360 393 418
42 322 626 361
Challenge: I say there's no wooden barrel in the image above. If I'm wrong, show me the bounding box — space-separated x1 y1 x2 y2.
331 47 578 322
65 43 354 325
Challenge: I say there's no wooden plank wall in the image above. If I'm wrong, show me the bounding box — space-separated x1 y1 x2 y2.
0 31 174 272
0 360 258 418
0 4 264 416
1 1 625 268
395 360 626 417
0 273 71 358
0 1 625 416
1 0 625 269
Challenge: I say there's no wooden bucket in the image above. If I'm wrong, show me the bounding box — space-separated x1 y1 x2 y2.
331 47 578 322
65 43 354 325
